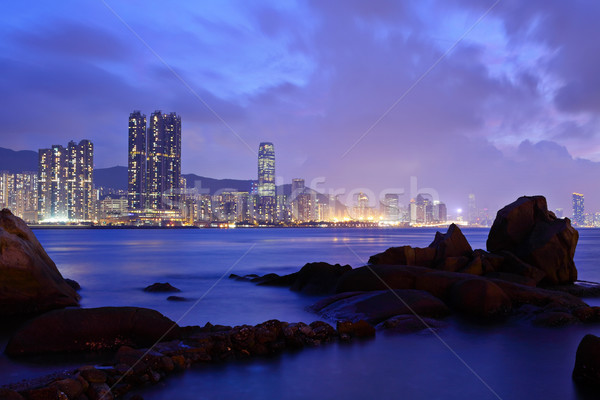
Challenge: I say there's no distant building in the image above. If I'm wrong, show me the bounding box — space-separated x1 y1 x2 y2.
38 140 94 221
555 208 563 219
467 193 477 225
572 193 585 226
147 111 182 210
382 194 400 221
128 111 147 211
0 171 38 223
257 142 276 222
98 196 128 220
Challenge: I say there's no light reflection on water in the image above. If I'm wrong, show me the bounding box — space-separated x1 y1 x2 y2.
1 228 599 399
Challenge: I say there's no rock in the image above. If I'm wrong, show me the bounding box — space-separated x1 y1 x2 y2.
428 223 473 263
20 386 67 400
143 282 180 292
0 209 79 316
335 265 416 293
79 367 107 384
368 245 417 266
375 315 445 333
449 279 512 319
87 382 112 400
336 320 376 338
64 278 81 291
49 378 85 398
5 307 180 356
0 389 25 400
166 295 187 301
316 289 450 325
573 334 600 386
533 312 579 327
486 196 578 285
439 256 470 273
288 262 352 294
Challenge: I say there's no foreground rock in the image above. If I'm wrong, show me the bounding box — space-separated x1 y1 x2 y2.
573 334 600 387
487 195 578 285
0 209 79 316
3 318 357 399
5 307 181 356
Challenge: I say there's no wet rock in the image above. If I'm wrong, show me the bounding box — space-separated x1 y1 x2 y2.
20 386 67 400
87 382 112 400
487 195 578 285
0 208 79 316
5 307 180 356
449 279 512 319
49 378 85 398
79 367 107 384
335 265 416 293
143 282 180 292
533 312 579 327
375 315 445 334
336 320 376 338
64 278 81 291
315 289 450 325
166 295 187 301
573 334 600 386
0 389 25 400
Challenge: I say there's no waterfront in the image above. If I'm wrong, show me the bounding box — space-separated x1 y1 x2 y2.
2 227 600 399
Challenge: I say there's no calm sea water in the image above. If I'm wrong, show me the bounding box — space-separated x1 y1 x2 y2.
2 227 600 399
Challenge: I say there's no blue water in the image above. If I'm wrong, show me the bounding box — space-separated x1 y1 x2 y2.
2 227 600 399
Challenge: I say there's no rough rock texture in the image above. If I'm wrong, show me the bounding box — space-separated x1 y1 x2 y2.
449 279 512 319
573 334 600 386
5 307 181 356
486 196 578 285
429 223 473 264
312 289 450 324
0 208 79 316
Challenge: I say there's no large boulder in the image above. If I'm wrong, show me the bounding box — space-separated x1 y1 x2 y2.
0 209 79 316
289 262 352 295
573 334 600 387
5 307 180 356
486 196 578 285
428 223 473 263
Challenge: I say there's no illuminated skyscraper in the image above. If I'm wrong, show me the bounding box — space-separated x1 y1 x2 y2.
258 142 275 197
257 142 275 222
67 140 94 220
147 111 181 210
467 193 477 225
38 140 93 221
572 192 585 226
128 111 146 211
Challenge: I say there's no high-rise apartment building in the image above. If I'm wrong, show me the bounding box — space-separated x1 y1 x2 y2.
147 111 182 210
128 111 147 211
257 142 275 222
572 192 585 226
38 140 94 221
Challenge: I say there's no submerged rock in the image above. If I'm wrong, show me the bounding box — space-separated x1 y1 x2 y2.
0 208 79 316
487 195 578 285
5 306 180 356
143 282 181 292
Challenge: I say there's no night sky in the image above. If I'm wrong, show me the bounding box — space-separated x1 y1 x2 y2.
2 0 600 215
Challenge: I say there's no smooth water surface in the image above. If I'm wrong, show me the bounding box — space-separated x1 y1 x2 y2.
2 228 600 399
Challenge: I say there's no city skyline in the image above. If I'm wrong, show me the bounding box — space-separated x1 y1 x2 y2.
2 2 600 215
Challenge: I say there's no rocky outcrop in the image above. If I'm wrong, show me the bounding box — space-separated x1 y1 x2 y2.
573 334 600 387
231 262 351 295
487 195 578 285
3 318 355 399
5 307 181 356
0 209 79 316
143 282 181 292
366 196 579 286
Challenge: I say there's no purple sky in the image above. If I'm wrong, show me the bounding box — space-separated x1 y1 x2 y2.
2 0 600 215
